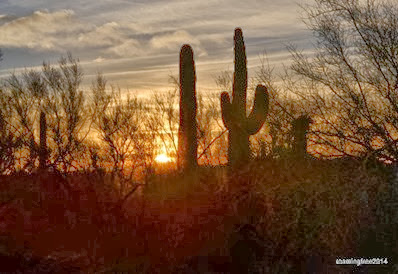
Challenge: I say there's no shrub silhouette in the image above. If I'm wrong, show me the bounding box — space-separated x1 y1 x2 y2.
221 28 269 169
177 45 198 172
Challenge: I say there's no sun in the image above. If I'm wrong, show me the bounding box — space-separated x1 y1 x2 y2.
155 154 172 163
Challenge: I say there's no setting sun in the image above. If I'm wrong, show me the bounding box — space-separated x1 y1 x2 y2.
155 154 172 163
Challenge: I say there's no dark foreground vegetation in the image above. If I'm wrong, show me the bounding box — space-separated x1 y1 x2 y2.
0 157 397 273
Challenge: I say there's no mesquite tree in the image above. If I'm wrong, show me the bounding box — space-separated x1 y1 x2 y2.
291 0 398 161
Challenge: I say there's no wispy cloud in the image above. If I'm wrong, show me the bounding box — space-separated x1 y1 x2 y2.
0 0 314 93
0 9 83 50
150 30 199 50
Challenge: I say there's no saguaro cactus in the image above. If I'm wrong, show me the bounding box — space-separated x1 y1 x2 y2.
221 28 269 168
292 115 312 157
39 111 48 170
0 111 4 138
177 44 198 171
0 111 4 162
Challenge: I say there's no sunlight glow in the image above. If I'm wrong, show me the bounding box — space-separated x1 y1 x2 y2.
155 154 172 163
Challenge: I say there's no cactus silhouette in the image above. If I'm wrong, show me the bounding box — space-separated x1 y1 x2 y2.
0 111 4 138
221 28 269 168
0 112 4 163
292 115 312 157
177 45 198 171
39 111 47 170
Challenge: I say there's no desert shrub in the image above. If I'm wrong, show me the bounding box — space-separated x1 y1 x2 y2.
224 157 388 272
0 157 394 273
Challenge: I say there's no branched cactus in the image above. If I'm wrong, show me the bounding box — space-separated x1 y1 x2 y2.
221 28 269 168
177 45 198 171
39 111 48 170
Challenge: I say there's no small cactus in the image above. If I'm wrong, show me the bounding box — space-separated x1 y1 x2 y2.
0 111 4 168
221 28 269 168
28 137 36 168
39 111 47 169
177 45 198 172
0 111 4 139
292 115 312 157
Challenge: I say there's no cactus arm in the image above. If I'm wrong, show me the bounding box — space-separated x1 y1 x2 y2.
246 85 269 135
221 92 233 130
232 28 247 114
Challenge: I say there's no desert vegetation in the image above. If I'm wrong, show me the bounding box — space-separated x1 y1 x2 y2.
0 0 397 273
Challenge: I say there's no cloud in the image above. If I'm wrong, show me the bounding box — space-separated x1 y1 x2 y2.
0 9 83 50
77 21 143 57
0 0 315 94
0 1 309 56
106 39 142 57
150 30 198 50
0 14 16 24
150 30 209 57
0 10 144 57
78 22 122 47
93 56 105 63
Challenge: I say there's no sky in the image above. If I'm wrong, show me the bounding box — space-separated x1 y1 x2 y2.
0 0 314 95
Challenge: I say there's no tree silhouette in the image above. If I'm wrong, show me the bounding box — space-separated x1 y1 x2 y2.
291 0 398 161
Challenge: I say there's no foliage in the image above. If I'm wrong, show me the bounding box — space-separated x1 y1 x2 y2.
290 0 398 161
0 89 22 174
196 92 227 165
2 54 88 172
42 54 87 171
255 54 311 158
91 74 152 189
0 156 394 273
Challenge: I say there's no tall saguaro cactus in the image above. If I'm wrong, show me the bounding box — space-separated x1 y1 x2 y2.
221 28 269 168
177 44 198 172
39 111 48 170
